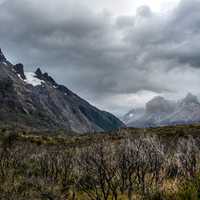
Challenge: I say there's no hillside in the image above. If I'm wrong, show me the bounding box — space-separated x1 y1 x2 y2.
0 49 124 133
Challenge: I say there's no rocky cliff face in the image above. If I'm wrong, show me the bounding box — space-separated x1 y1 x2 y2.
0 49 124 133
124 94 200 128
0 49 6 63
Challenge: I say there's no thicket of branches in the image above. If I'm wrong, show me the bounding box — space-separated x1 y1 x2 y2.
0 133 200 200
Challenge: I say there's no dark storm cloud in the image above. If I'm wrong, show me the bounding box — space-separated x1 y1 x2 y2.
0 0 200 114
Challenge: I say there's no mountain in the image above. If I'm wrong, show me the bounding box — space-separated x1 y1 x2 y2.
124 93 200 128
121 108 145 124
0 49 124 133
161 93 200 125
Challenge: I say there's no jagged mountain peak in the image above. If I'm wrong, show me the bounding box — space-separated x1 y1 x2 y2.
124 93 200 128
35 68 57 86
35 68 42 77
181 93 199 106
13 63 26 80
146 96 175 114
12 64 57 88
0 49 124 133
0 48 7 63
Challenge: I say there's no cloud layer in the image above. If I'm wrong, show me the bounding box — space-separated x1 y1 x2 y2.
0 0 200 115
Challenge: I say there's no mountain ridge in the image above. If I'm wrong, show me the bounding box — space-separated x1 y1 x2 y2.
0 49 124 133
123 93 200 128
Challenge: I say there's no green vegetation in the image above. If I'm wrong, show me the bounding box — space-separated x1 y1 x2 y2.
0 124 200 199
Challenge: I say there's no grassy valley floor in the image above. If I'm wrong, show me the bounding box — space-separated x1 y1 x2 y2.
1 124 200 199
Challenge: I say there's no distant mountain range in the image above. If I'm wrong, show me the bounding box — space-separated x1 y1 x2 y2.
0 49 124 133
122 93 200 128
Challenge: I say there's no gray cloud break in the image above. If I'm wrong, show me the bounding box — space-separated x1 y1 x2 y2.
0 0 200 115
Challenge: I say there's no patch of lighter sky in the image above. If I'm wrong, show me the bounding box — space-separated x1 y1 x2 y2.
81 0 181 15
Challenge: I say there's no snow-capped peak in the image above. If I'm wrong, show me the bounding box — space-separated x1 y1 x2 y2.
24 72 45 86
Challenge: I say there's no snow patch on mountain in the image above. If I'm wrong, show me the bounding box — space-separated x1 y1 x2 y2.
24 72 44 86
17 73 24 81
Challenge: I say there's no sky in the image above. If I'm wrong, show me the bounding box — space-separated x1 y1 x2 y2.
0 0 200 116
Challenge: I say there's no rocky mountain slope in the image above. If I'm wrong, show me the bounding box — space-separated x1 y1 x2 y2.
0 49 124 133
121 108 145 125
123 93 200 128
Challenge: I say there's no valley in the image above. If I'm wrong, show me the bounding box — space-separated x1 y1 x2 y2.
0 124 200 199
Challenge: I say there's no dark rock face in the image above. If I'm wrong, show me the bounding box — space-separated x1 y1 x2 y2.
35 68 57 85
35 68 42 77
0 49 124 133
0 49 6 63
13 63 26 80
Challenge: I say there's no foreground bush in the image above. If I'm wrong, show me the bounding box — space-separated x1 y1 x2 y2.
0 130 200 199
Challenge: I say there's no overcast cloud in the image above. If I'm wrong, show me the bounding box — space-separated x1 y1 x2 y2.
0 0 200 116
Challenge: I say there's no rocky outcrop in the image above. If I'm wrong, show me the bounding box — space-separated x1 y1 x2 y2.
13 63 26 80
0 48 6 63
35 68 57 85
